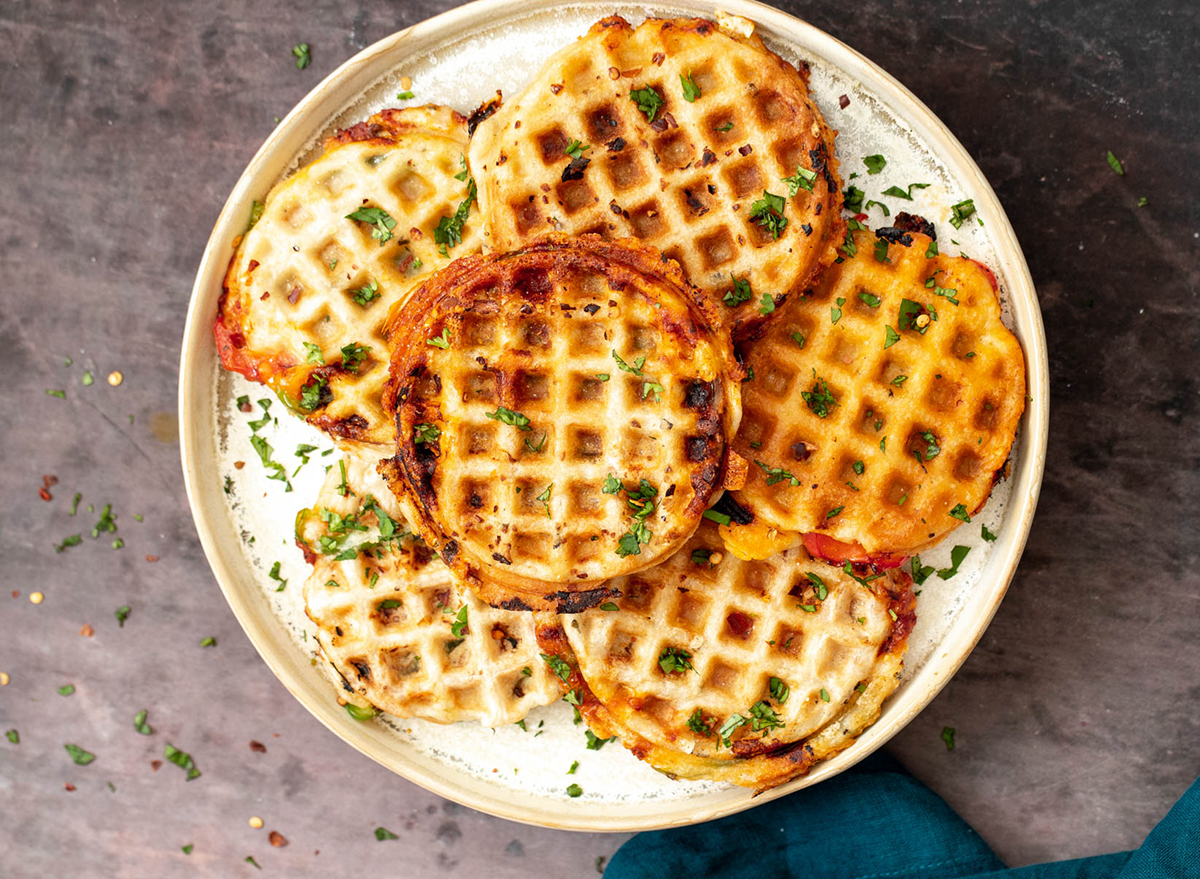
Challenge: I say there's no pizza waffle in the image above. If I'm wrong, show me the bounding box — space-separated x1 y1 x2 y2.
216 106 482 447
378 233 742 612
726 221 1026 562
300 452 561 727
537 520 915 791
467 15 844 321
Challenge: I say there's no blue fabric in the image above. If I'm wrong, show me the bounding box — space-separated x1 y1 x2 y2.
605 754 1200 879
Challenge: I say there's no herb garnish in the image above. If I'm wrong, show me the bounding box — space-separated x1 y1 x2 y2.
426 327 451 349
115 606 131 627
486 406 531 431
164 743 201 779
629 85 664 122
680 72 701 102
937 545 971 579
949 198 977 229
541 653 572 683
658 647 694 675
723 275 753 307
783 165 817 195
750 190 788 239
375 827 399 841
717 713 748 748
754 459 800 487
800 373 838 418
981 524 997 542
292 43 311 69
65 744 96 765
862 154 886 175
134 710 152 735
949 504 971 522
434 178 477 256
414 423 440 445
345 206 396 245
769 677 790 704
882 183 930 201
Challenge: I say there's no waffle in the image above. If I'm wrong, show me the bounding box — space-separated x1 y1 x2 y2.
299 452 561 727
378 233 742 612
216 106 483 447
537 521 916 791
726 222 1026 562
467 15 844 321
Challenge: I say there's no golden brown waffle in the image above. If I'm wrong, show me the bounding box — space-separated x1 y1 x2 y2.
537 521 915 791
300 453 561 726
467 15 844 321
216 106 483 447
378 233 742 612
726 223 1026 562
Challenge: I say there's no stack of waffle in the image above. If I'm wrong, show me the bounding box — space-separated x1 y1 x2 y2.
216 13 1025 791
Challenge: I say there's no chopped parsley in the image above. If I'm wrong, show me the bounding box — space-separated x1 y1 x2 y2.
69 493 82 516
826 505 844 519
200 636 216 647
949 504 971 522
426 327 451 349
340 342 370 372
396 90 414 100
349 278 380 307
910 555 935 585
585 729 615 750
703 509 731 526
375 827 399 841
134 710 152 735
450 605 469 638
723 275 753 307
891 374 908 386
599 602 619 611
55 534 82 553
566 783 583 798
714 121 733 132
536 484 553 518
164 743 201 780
843 185 864 213
862 154 886 175
769 677 790 704
486 406 532 431
800 373 838 418
58 684 75 696
882 182 930 201
564 139 590 159
898 298 936 335
831 296 844 324
874 238 891 263
864 199 890 217
926 240 939 258
680 72 701 102
884 325 901 348
247 200 264 230
754 459 800 487
717 713 748 748
612 477 659 558
413 423 440 445
434 178 477 256
750 190 788 239
942 726 957 750
291 42 311 69
843 561 883 590
345 206 396 245
858 291 881 307
749 700 784 732
1106 150 1124 176
949 198 977 229
758 292 776 315
981 524 997 542
541 653 572 683
64 744 96 765
658 647 694 675
304 342 325 364
5 730 17 744
918 431 941 461
937 545 971 580
819 688 831 703
629 85 664 122
807 572 829 601
344 703 377 721
115 605 131 627
790 331 806 348
783 165 817 196
687 708 712 736
611 350 646 376
691 548 714 566
567 760 579 775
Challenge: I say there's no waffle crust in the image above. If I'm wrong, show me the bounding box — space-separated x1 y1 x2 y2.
300 453 561 726
468 16 844 322
537 521 916 791
379 233 742 612
729 224 1026 559
216 106 482 447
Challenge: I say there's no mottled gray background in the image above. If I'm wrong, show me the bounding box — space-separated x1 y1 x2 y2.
1 0 1198 876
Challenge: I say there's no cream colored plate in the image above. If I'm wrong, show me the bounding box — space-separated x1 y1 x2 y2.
179 0 1049 831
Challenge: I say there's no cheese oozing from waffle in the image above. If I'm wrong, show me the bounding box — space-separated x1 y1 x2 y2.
300 452 561 726
467 15 844 321
378 233 742 612
537 521 915 791
216 106 483 447
727 222 1026 561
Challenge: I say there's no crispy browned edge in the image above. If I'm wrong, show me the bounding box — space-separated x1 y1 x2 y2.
535 571 916 792
378 232 742 612
213 108 468 444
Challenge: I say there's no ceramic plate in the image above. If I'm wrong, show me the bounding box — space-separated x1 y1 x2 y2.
179 0 1049 831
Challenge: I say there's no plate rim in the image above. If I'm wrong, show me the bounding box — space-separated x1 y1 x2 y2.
178 0 1049 832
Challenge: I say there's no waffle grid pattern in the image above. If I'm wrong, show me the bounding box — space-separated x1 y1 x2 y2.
386 238 738 600
732 227 1026 555
220 106 482 445
468 16 843 314
301 454 560 726
564 522 898 758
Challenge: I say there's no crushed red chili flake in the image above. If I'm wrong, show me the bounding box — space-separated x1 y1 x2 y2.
151 760 162 771
80 624 94 637
234 461 245 469
738 144 753 156
11 591 18 599
145 555 159 563
39 488 52 501
269 831 288 848
839 94 850 109
238 399 253 413
249 741 267 753
65 783 76 792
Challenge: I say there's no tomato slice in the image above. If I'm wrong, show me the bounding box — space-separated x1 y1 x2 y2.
801 532 908 570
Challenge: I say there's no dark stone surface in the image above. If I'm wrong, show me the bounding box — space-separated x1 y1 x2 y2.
0 0 1196 875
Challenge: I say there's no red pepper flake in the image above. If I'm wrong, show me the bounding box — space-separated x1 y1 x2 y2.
269 831 288 848
551 82 565 93
738 144 753 156
238 399 253 413
145 555 159 563
234 461 245 470
259 292 270 301
151 760 162 771
80 624 94 637
39 487 52 501
11 591 18 599
839 94 850 109
249 741 267 753
651 52 665 66
65 783 76 792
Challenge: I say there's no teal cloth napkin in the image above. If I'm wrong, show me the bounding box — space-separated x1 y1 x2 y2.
605 753 1200 879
